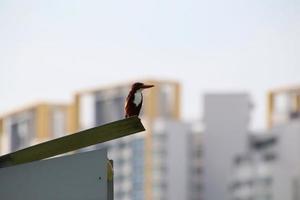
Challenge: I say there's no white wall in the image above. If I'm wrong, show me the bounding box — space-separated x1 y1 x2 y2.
272 120 300 200
203 94 251 200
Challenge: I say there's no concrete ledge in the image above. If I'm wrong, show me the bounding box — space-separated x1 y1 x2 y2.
0 116 145 167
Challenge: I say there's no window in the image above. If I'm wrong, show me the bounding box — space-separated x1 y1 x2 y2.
131 138 145 200
158 84 175 117
95 93 125 125
52 108 66 138
9 111 35 152
11 123 22 151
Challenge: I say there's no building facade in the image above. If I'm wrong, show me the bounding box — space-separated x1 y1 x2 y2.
72 80 201 200
202 87 300 200
203 94 252 200
229 133 277 200
271 119 300 200
0 103 71 154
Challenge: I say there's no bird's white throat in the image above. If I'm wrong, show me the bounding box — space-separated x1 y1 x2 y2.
133 90 142 106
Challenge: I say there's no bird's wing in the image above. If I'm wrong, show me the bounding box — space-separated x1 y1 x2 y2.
124 90 135 117
125 90 134 109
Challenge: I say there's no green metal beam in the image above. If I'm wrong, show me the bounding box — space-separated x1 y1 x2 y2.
0 116 145 168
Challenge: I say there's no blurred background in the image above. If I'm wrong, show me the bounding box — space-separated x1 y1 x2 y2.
0 0 299 200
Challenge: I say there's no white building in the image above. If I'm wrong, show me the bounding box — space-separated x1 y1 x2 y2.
202 90 300 200
230 133 277 200
104 119 202 200
271 119 300 200
203 94 252 200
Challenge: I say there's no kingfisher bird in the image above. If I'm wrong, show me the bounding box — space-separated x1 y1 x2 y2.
124 82 154 118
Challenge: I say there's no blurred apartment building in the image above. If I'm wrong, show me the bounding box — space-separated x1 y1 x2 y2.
0 80 202 200
74 80 202 200
230 133 277 200
203 85 300 200
229 122 300 200
203 94 251 200
0 103 72 154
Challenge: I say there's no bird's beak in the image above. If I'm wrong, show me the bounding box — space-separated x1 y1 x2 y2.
141 84 154 89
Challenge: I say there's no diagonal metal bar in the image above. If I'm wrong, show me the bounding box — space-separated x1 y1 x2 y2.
0 116 145 168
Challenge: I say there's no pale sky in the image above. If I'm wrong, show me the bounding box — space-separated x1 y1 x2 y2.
0 0 299 129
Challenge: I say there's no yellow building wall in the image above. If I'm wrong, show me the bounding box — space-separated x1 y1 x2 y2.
36 104 51 140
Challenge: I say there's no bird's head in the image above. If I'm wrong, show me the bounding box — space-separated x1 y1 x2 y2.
131 82 154 91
